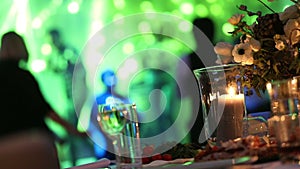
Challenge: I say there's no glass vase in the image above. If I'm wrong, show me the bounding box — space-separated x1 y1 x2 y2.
193 64 247 144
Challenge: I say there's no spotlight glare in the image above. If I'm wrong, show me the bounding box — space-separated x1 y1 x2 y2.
180 3 194 15
68 1 79 14
41 43 52 55
122 43 134 54
31 59 46 73
222 23 234 36
32 17 42 29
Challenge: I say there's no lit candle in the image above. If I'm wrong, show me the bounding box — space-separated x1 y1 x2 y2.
216 86 245 143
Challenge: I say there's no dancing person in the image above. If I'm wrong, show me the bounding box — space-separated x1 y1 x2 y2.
0 31 87 156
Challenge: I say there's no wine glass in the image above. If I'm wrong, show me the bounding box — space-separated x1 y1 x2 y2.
97 103 127 137
97 102 142 169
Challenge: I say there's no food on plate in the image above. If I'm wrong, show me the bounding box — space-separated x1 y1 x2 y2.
141 141 201 164
194 135 279 163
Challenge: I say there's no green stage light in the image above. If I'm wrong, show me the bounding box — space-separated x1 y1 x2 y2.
32 17 42 29
171 10 182 17
41 43 52 55
171 0 181 4
222 22 234 36
15 0 28 34
67 1 79 14
113 0 125 10
122 42 135 54
206 0 217 3
52 0 62 5
140 1 154 12
195 4 209 17
31 59 47 73
210 4 223 17
90 20 104 36
180 3 194 15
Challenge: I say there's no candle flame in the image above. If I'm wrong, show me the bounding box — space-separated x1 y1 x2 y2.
266 82 272 93
291 78 297 85
228 86 235 97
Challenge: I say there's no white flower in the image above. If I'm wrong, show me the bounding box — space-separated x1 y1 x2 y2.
214 42 233 56
279 5 300 21
214 42 233 64
284 18 300 45
249 38 261 52
232 43 253 65
228 14 245 25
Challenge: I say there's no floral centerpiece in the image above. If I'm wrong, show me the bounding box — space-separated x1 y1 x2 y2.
214 0 300 92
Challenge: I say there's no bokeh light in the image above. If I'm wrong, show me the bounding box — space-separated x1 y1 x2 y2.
140 1 154 12
67 1 80 14
195 4 209 17
122 42 135 54
41 43 52 55
113 0 125 10
209 4 222 17
180 3 194 15
222 23 234 36
31 59 47 73
32 17 42 29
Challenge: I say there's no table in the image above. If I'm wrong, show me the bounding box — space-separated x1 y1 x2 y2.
67 158 300 169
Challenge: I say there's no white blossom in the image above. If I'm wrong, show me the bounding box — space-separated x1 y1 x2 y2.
214 42 233 64
249 38 261 52
228 14 245 25
284 18 300 45
279 5 300 21
232 43 253 65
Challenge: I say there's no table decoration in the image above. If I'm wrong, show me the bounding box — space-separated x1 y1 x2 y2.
97 103 142 169
265 77 300 163
212 1 300 140
214 0 300 93
194 135 279 164
193 64 246 144
213 0 300 164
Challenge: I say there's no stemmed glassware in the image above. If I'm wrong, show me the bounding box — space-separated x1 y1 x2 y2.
97 102 142 169
97 103 127 137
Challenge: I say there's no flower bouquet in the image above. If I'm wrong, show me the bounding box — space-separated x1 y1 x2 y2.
214 0 300 92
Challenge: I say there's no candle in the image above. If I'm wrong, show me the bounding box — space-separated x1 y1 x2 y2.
216 87 245 143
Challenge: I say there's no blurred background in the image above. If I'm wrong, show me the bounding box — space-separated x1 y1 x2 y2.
0 0 292 168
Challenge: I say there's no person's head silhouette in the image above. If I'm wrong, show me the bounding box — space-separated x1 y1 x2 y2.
0 31 29 62
101 69 117 88
192 17 215 46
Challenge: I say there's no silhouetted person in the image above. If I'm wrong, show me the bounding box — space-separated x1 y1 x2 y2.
88 69 129 160
176 17 216 143
48 29 93 165
0 31 86 159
